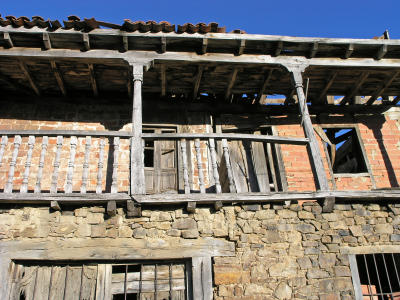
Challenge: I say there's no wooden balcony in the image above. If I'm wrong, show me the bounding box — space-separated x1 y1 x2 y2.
0 130 399 207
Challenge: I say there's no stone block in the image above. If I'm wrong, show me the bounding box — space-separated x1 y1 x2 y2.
349 225 363 237
375 224 393 234
297 257 312 269
298 211 315 219
172 218 197 230
86 213 104 224
76 224 91 237
390 234 400 241
334 266 351 277
182 229 199 239
74 208 88 217
119 226 133 238
322 213 338 222
91 225 106 237
307 268 329 279
132 227 146 238
261 230 281 243
214 265 249 284
296 223 315 233
274 282 292 299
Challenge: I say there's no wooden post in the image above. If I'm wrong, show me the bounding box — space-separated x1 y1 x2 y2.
130 63 146 195
285 64 329 192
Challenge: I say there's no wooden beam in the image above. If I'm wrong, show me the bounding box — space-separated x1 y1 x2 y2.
160 37 167 53
187 201 196 213
344 43 354 59
43 32 51 50
160 64 166 97
366 71 399 105
122 35 129 52
0 71 27 92
88 64 98 97
126 200 141 217
284 89 296 105
83 33 90 51
237 39 246 56
50 200 61 211
376 44 388 60
317 71 337 102
255 69 273 103
274 41 283 56
50 61 66 96
322 196 335 213
192 65 204 101
107 200 117 216
19 60 40 96
201 38 208 54
225 68 239 101
2 32 13 48
340 72 369 105
309 42 318 58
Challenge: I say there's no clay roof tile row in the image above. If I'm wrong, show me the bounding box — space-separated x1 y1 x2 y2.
0 15 245 34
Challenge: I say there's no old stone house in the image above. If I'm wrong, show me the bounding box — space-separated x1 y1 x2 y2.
0 16 400 299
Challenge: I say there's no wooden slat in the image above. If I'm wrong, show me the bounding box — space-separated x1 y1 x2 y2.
192 65 204 101
225 68 239 101
209 138 221 193
80 265 97 300
0 135 8 168
19 60 40 96
32 266 51 300
366 71 400 105
50 61 67 96
251 135 270 193
194 138 205 193
96 138 106 194
64 266 82 300
180 139 190 194
4 135 21 193
34 136 48 193
81 136 91 194
221 138 236 193
50 136 63 193
111 137 120 194
65 136 77 193
48 266 66 300
344 43 354 59
20 135 35 193
88 64 99 97
340 72 369 105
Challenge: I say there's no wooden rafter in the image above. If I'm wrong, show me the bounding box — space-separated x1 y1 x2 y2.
160 64 166 97
274 41 283 56
19 60 40 96
50 61 66 96
225 68 239 101
43 32 51 50
255 69 273 103
340 72 369 105
284 89 296 105
317 71 338 102
122 36 129 52
83 33 90 51
201 38 208 54
160 37 167 53
344 44 354 59
2 32 13 48
376 44 388 60
309 42 318 58
88 64 98 97
366 71 399 105
0 71 27 92
192 65 204 100
237 40 246 56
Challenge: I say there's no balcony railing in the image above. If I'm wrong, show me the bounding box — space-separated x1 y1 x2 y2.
0 130 311 202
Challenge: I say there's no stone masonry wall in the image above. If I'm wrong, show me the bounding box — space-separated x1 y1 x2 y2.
1 202 400 299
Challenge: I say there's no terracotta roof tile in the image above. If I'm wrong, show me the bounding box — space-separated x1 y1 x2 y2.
0 15 238 34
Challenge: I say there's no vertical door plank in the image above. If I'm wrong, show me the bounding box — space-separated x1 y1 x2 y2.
64 266 82 300
32 266 51 300
48 265 66 300
251 138 270 193
80 265 98 300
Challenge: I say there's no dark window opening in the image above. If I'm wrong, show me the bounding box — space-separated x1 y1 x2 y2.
356 253 400 299
324 128 368 174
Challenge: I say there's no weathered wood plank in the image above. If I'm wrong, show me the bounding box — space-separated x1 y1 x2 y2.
88 64 99 97
111 137 120 194
80 265 97 300
0 135 7 168
64 266 82 300
366 70 399 105
4 135 21 193
50 61 66 96
32 266 51 300
42 32 51 50
225 68 239 101
340 72 369 105
192 65 204 101
209 138 221 193
255 69 273 103
221 139 236 193
48 266 66 300
180 139 191 194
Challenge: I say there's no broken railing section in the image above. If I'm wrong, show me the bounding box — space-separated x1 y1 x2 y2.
285 63 333 212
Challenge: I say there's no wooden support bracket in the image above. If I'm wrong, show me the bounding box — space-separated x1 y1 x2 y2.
50 200 61 211
43 32 51 50
214 200 223 211
126 200 141 217
322 196 335 213
107 200 117 217
187 202 196 213
201 38 208 54
2 32 13 48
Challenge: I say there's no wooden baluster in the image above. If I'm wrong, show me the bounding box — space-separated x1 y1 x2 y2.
221 139 236 193
194 138 205 193
266 143 278 191
111 137 120 193
180 139 190 194
65 136 77 193
34 136 48 193
50 136 63 193
208 138 221 193
0 135 8 168
80 136 91 194
4 135 22 193
96 138 106 194
20 135 35 193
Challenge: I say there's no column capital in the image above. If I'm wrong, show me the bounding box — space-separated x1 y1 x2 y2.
282 63 309 77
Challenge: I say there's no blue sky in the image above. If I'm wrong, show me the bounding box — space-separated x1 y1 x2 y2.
1 0 399 39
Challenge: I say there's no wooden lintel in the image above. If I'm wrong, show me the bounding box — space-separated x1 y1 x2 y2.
50 200 61 211
344 43 354 59
19 60 40 96
43 32 51 50
309 42 318 58
160 64 166 97
122 35 129 52
225 68 239 101
83 33 90 51
376 44 388 60
340 72 369 105
88 63 98 97
107 200 117 216
255 69 273 103
192 65 204 101
317 71 337 102
366 70 399 105
237 39 246 56
201 38 208 54
274 41 283 56
160 37 167 53
2 32 13 48
50 61 66 96
187 201 196 213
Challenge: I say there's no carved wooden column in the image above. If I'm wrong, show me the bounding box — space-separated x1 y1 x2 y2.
285 64 329 192
130 63 146 195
